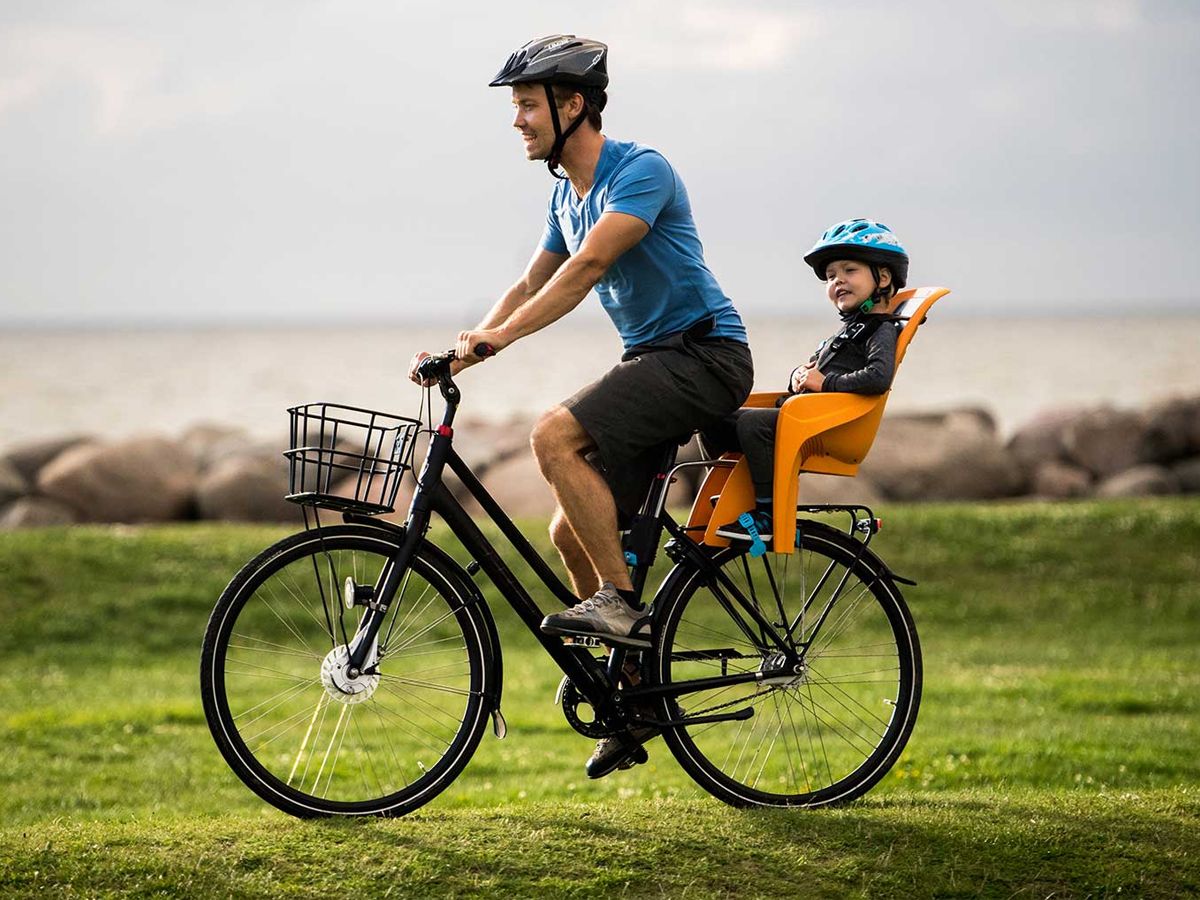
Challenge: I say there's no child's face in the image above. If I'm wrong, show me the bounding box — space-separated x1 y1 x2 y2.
824 259 891 313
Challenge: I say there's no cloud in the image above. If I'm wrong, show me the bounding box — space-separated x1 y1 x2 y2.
617 2 824 72
996 0 1144 32
0 22 249 137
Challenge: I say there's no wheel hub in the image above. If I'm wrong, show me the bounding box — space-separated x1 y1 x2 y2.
757 652 806 689
320 645 380 704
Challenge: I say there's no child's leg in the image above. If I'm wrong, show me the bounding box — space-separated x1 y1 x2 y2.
713 408 781 541
734 409 780 507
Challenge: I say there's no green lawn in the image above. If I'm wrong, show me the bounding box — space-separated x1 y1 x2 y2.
2 500 1198 897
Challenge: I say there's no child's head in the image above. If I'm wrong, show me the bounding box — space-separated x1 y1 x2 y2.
803 219 909 315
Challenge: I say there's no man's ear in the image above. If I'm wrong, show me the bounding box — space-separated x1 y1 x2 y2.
566 90 586 121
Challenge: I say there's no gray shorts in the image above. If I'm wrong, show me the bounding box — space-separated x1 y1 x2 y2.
565 336 754 514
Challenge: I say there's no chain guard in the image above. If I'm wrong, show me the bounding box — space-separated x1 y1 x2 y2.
557 676 617 739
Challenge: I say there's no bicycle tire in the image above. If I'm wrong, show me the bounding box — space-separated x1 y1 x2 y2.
651 520 921 808
200 525 494 818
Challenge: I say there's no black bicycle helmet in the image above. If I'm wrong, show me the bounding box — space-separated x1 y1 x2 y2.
490 35 609 177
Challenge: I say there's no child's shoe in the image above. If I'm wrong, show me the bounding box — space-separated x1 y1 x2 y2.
715 509 774 542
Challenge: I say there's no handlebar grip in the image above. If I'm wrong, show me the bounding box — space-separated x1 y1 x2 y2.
474 343 496 358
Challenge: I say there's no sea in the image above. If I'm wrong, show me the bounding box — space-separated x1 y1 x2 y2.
3 315 1199 451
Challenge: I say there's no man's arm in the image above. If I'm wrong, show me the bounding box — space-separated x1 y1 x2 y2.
455 212 650 362
408 247 566 384
477 246 569 330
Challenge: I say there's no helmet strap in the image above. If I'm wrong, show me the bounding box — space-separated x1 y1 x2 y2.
543 83 589 179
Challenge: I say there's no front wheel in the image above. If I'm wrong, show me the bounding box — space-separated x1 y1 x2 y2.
200 525 493 818
652 521 921 808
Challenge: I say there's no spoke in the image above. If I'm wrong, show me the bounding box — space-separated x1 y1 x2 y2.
287 694 328 786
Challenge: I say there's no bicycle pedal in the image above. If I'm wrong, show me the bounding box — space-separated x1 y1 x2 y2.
564 635 603 648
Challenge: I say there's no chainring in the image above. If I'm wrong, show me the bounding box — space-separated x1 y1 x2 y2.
556 676 617 739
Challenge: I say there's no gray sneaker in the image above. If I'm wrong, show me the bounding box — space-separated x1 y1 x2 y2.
586 729 655 779
540 582 651 648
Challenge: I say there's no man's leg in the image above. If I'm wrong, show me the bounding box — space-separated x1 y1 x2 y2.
531 405 633 592
549 507 599 598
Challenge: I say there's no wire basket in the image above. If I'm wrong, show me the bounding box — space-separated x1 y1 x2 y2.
284 402 422 515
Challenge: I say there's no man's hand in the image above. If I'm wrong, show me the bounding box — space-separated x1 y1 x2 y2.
455 328 509 366
407 351 466 387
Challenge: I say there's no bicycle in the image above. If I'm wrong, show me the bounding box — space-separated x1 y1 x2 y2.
200 349 922 818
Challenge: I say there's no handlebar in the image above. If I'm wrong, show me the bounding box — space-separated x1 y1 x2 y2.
416 343 495 379
415 343 495 382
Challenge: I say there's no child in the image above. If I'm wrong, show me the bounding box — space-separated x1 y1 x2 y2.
709 218 910 542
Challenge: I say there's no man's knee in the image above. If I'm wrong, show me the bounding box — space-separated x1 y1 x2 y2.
531 406 590 467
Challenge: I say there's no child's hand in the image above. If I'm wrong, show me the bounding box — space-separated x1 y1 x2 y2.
787 362 816 393
792 364 825 393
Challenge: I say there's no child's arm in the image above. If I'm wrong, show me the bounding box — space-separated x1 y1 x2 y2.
812 323 898 395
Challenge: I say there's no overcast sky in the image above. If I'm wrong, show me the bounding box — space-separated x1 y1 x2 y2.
1 0 1197 326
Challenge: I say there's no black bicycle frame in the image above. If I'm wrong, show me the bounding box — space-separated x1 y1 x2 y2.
339 366 812 729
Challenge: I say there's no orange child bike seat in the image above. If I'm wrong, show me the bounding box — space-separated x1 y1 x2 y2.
688 286 952 553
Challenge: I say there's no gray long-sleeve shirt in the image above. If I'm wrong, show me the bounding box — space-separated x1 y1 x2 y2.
791 314 899 396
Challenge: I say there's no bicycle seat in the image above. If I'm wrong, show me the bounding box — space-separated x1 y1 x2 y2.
689 286 952 553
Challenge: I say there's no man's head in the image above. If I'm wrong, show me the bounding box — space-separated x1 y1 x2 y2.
490 35 608 175
510 83 601 163
803 219 910 314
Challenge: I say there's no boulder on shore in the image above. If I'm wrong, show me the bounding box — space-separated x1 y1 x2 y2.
1095 465 1180 498
37 436 198 522
1172 456 1200 494
180 423 261 473
797 473 885 507
0 459 26 507
1006 408 1082 472
0 497 79 529
1140 397 1200 463
862 409 1025 501
1 434 94 484
475 450 556 519
1031 460 1093 499
1062 407 1146 478
196 454 302 523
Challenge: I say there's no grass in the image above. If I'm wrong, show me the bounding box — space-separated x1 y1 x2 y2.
1 499 1199 897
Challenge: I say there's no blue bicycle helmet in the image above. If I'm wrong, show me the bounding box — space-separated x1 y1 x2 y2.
803 219 909 289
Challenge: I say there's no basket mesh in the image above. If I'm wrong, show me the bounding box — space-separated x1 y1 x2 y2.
284 402 421 515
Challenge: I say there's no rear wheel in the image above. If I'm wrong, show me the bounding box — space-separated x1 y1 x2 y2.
200 526 492 817
652 521 920 807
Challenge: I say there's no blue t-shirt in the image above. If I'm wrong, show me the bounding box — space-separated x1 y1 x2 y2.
540 139 748 351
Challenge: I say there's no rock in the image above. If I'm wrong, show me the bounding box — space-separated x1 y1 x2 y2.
179 423 259 472
0 458 27 507
797 473 885 507
196 454 301 523
1140 397 1200 463
37 436 198 522
1006 407 1083 471
1062 407 1146 478
1031 460 1093 499
1 434 94 484
0 497 79 529
861 409 1025 501
474 449 556 519
453 418 533 475
1095 465 1180 498
1170 457 1200 493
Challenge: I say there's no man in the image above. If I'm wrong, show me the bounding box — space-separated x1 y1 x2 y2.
409 34 753 776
